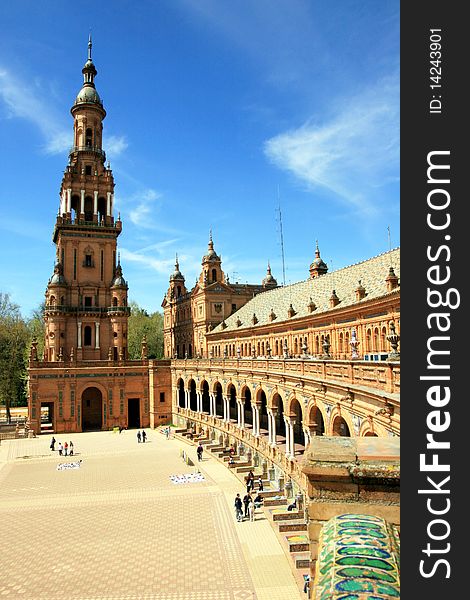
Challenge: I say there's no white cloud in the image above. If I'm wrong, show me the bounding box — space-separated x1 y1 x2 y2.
264 76 399 216
0 67 128 157
105 135 128 157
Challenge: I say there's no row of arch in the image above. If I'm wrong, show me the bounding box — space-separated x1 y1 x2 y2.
176 377 379 457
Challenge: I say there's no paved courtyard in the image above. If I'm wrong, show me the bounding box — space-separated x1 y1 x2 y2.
0 429 302 600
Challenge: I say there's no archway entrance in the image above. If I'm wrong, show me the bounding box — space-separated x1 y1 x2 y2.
82 387 103 431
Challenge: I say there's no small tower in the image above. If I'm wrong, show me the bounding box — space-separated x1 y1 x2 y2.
385 266 399 292
262 262 278 288
200 231 224 286
309 241 328 278
168 255 186 299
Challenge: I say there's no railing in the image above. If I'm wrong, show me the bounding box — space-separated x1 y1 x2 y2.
54 217 120 229
172 357 400 395
69 145 106 160
44 305 131 315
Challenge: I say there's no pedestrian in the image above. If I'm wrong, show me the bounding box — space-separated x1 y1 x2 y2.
243 493 252 518
166 427 170 439
197 443 203 461
257 476 263 492
69 441 74 456
137 430 141 443
50 436 56 451
228 455 235 467
64 441 68 456
58 442 63 456
119 426 123 434
234 493 243 522
287 498 297 512
142 430 147 443
248 498 255 521
247 470 255 491
254 493 264 509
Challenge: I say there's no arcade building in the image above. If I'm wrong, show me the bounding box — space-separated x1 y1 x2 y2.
26 41 401 594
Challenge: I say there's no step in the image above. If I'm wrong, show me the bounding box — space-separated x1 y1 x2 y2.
259 489 282 498
278 520 308 533
292 552 311 570
271 508 303 521
234 462 252 471
264 497 287 507
285 534 309 553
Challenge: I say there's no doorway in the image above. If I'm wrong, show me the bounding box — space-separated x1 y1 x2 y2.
82 387 103 431
128 398 140 428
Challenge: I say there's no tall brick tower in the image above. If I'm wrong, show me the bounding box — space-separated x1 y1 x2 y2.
27 40 173 435
44 36 129 364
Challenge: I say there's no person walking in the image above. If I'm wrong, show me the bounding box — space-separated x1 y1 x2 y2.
247 470 255 492
248 498 255 521
64 441 68 456
137 430 142 443
58 442 63 456
50 436 56 451
69 441 74 456
257 476 264 492
234 494 243 522
142 430 147 443
196 443 203 462
243 493 252 518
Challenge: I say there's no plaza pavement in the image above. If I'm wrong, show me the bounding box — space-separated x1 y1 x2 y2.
0 429 302 600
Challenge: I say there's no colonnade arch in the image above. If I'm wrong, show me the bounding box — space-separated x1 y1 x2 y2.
228 384 237 422
201 380 210 413
177 378 185 409
189 379 197 411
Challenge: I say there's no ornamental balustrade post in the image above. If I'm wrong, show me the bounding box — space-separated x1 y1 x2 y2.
253 405 260 437
284 416 291 459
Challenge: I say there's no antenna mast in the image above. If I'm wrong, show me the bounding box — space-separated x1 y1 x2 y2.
277 188 286 286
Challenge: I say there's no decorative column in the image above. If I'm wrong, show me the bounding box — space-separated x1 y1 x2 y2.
209 393 215 416
223 395 229 422
185 390 189 410
107 192 111 217
237 401 241 427
95 322 100 349
80 189 85 216
77 321 82 349
284 416 291 458
175 388 179 409
111 193 114 217
303 426 311 450
196 391 202 413
93 191 98 216
239 401 245 429
253 405 260 437
67 188 72 214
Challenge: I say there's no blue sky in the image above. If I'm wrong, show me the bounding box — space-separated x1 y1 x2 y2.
0 0 399 318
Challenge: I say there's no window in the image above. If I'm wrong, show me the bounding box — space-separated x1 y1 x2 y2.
160 392 165 403
85 165 92 175
85 254 92 267
84 326 92 346
84 296 92 307
231 303 237 313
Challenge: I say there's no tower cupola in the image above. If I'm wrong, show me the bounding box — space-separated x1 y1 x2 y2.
309 241 328 278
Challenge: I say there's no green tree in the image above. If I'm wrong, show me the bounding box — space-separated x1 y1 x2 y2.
0 293 30 420
127 301 164 359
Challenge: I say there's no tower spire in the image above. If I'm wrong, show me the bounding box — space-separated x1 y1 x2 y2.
88 33 92 61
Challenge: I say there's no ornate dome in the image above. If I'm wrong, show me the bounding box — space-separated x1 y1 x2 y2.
49 262 66 286
111 258 127 288
309 241 328 278
202 231 219 263
170 256 185 281
262 263 277 288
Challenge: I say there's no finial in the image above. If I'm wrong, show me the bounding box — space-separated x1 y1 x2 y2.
315 240 320 256
209 228 212 242
175 253 179 268
88 33 92 61
117 251 121 266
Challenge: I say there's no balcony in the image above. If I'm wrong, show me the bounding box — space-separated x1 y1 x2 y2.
44 305 131 316
69 145 106 161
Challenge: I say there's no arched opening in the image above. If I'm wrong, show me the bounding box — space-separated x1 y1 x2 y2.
71 194 80 222
309 406 325 436
177 379 185 408
189 379 197 411
366 329 372 353
81 387 102 431
211 268 217 283
244 388 253 430
215 382 223 418
257 389 268 435
201 381 210 413
332 416 351 437
374 328 379 352
290 398 304 454
381 327 387 352
85 128 93 147
272 393 286 443
84 196 93 221
84 325 92 346
228 385 237 422
98 197 106 223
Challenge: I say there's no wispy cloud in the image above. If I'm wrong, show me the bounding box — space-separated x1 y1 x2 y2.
0 67 128 157
264 76 399 216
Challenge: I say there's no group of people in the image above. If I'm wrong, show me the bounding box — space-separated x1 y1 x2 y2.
136 430 147 443
233 469 265 522
50 437 74 456
234 490 264 522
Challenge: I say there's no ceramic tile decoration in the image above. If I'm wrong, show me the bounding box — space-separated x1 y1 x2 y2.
313 513 400 599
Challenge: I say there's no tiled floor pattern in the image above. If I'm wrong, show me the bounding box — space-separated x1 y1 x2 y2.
0 431 301 600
